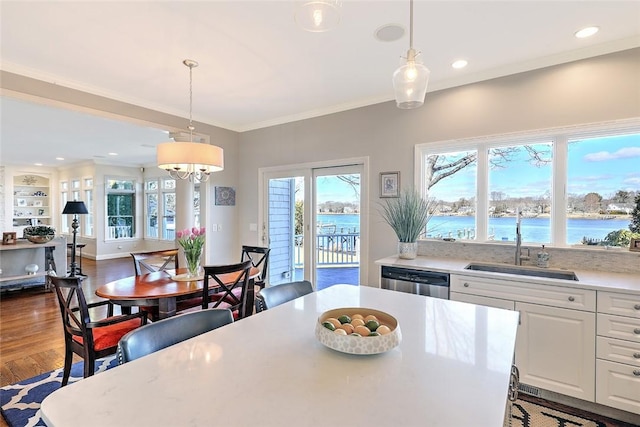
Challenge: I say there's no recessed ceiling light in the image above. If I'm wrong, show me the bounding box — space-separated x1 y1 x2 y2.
56 157 64 161
108 152 118 156
375 24 405 42
575 26 599 38
34 163 43 166
452 59 468 69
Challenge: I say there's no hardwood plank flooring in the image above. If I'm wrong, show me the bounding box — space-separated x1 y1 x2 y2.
0 257 133 388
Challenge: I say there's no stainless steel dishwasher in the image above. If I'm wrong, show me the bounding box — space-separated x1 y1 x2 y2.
380 266 449 299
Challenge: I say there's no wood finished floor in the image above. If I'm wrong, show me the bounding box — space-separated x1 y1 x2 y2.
0 257 133 389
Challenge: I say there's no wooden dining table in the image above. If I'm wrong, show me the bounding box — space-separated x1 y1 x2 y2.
96 267 260 319
42 285 520 427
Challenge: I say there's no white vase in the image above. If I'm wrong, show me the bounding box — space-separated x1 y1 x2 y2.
398 242 417 259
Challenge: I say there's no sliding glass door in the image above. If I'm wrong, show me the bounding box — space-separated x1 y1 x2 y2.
262 162 365 290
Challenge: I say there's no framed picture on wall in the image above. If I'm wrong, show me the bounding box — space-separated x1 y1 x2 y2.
380 172 400 198
215 186 236 206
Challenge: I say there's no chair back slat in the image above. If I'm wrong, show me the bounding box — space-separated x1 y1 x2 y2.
131 249 179 276
202 260 252 318
241 245 270 288
51 276 95 345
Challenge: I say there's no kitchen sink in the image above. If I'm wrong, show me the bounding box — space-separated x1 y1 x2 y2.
464 262 579 281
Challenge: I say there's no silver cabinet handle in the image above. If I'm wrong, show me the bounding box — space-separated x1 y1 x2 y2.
568 296 575 302
634 304 640 310
634 353 640 359
634 370 640 377
463 283 469 287
634 328 640 335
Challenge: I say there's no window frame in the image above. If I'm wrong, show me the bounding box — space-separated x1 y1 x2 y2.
105 177 136 240
416 119 640 247
144 177 176 241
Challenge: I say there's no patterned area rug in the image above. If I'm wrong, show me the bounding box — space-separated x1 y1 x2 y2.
0 356 117 427
509 395 638 427
2 362 637 427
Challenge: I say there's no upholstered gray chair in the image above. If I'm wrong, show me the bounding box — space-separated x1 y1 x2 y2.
255 280 314 313
116 309 233 364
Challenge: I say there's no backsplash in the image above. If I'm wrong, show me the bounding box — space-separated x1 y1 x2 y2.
418 240 640 275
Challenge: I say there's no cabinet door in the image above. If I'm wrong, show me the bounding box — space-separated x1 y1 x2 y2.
515 302 595 400
596 359 640 415
450 292 515 310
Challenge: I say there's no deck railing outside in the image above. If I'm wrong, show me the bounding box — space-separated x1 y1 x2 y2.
294 231 360 267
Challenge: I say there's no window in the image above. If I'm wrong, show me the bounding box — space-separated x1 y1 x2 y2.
417 121 639 248
144 178 175 240
106 178 135 239
83 177 94 237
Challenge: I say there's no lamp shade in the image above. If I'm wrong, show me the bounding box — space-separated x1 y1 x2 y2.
157 142 224 174
62 201 88 215
392 49 430 109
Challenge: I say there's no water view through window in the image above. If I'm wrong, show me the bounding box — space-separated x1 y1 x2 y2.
423 132 639 246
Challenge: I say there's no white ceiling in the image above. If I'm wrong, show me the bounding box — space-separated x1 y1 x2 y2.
1 1 639 168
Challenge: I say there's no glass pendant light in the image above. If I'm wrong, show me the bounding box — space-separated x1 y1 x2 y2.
294 0 341 32
392 0 430 109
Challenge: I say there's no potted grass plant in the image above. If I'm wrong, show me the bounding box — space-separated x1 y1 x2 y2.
380 189 436 259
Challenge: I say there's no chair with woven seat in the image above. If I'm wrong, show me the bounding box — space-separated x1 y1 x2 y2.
50 276 148 386
241 245 270 290
255 280 314 313
116 309 233 364
131 249 179 276
202 260 252 320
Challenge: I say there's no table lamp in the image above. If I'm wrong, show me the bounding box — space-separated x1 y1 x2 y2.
62 201 88 277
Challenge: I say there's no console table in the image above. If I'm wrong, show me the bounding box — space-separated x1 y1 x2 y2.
0 237 66 290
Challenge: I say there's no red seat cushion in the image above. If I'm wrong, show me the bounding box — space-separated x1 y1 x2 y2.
72 317 143 351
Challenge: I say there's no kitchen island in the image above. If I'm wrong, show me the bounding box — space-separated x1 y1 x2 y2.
0 237 66 290
42 284 519 427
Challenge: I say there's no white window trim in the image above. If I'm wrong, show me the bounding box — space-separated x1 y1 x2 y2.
415 118 640 247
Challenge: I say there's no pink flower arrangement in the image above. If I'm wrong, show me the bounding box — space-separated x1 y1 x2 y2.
177 227 206 276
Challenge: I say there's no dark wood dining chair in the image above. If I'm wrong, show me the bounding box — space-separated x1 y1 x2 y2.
131 249 179 276
255 280 314 313
117 309 233 364
131 248 201 320
202 260 252 320
50 276 148 386
241 245 270 290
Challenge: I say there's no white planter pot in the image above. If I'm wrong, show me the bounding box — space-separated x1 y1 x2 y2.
398 242 417 259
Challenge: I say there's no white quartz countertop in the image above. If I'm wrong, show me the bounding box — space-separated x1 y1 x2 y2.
375 256 640 294
41 285 519 427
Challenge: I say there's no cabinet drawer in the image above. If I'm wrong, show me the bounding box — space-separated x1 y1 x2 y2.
597 314 640 343
597 336 640 367
450 275 596 311
596 359 640 415
597 291 640 319
450 292 515 310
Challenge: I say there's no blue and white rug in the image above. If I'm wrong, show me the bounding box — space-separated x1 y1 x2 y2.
0 356 117 427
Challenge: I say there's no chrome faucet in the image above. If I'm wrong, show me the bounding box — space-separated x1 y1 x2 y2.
515 211 530 265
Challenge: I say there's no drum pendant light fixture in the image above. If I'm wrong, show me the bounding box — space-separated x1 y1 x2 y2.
392 0 430 109
157 59 224 182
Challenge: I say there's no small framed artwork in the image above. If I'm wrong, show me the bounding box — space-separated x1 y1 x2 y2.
630 238 640 252
2 232 17 245
380 172 400 198
33 200 43 207
16 198 26 207
215 186 236 206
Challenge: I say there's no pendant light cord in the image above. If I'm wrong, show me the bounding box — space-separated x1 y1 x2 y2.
409 0 414 50
188 62 194 140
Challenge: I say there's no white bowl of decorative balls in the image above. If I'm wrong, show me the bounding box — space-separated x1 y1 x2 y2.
315 307 402 355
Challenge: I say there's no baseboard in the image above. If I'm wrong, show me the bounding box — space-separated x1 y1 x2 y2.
518 383 639 425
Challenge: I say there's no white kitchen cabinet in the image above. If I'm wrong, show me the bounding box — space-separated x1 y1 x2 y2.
596 291 640 415
450 274 596 401
516 302 595 401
